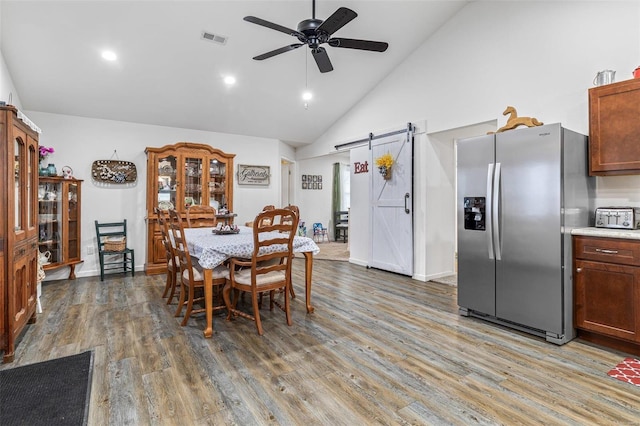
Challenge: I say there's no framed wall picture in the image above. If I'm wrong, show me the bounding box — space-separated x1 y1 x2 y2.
318 183 323 190
318 175 322 182
302 182 308 189
237 164 270 186
312 175 318 182
302 175 307 182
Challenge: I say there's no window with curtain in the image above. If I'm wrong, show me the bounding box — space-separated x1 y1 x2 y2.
340 163 350 210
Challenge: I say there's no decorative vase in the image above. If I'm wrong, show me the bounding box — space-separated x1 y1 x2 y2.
46 163 57 177
379 166 391 180
39 166 48 176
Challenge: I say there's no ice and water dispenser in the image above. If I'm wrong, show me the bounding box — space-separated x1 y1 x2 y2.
463 197 485 231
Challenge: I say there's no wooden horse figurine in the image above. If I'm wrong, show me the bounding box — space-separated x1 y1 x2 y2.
489 106 543 134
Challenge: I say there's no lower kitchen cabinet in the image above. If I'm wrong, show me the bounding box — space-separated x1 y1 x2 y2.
573 235 640 354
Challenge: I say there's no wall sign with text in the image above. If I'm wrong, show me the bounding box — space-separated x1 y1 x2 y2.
237 164 270 186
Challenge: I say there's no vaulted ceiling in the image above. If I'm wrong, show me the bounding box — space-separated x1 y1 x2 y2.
1 1 468 146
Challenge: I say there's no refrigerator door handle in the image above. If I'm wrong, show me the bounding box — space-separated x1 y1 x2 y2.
486 163 495 259
493 162 502 261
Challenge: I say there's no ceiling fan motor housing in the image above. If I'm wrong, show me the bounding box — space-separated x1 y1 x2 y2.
297 18 328 48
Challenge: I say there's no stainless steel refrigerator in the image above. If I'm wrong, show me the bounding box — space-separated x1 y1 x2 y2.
457 123 594 344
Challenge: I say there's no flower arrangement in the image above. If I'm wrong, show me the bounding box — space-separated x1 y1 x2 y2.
39 145 54 163
375 152 394 179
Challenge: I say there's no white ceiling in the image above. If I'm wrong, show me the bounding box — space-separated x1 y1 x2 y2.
1 1 468 147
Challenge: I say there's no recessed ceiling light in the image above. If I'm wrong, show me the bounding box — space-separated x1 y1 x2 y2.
101 50 117 61
224 75 236 85
302 91 313 101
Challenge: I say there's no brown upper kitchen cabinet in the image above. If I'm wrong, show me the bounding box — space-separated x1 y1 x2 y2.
145 142 235 274
589 78 640 175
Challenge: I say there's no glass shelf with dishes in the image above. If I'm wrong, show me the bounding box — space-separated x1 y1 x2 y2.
184 157 203 207
38 180 62 265
157 155 178 211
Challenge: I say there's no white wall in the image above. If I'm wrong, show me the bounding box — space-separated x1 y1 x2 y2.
295 151 349 238
0 52 22 108
27 111 285 280
301 1 640 158
296 1 640 280
0 1 22 108
349 145 370 265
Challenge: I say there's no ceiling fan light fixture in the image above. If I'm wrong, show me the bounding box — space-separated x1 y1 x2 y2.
302 91 313 101
101 50 117 61
223 75 236 85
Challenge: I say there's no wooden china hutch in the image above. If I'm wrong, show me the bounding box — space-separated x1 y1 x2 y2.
145 142 235 274
1 105 39 363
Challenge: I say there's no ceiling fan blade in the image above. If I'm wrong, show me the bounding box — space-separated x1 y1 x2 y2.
253 44 304 61
316 7 357 36
328 38 389 52
312 47 333 73
244 16 305 38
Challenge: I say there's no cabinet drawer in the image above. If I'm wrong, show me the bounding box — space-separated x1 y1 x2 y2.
574 236 640 266
13 238 37 261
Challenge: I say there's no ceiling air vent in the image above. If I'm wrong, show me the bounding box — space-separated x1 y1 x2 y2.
201 31 228 45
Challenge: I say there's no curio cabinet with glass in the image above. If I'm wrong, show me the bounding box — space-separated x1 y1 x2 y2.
1 105 39 363
37 177 83 279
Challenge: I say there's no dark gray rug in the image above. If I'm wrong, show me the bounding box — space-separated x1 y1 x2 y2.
0 351 93 426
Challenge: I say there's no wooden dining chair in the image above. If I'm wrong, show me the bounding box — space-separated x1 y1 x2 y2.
284 204 299 218
155 208 180 304
254 203 300 303
256 204 276 227
223 208 299 335
282 204 301 297
186 205 217 228
168 209 228 326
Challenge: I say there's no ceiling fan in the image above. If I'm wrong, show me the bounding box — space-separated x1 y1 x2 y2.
244 0 389 73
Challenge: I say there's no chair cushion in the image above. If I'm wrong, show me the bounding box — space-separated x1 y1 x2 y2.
183 264 228 281
233 269 286 287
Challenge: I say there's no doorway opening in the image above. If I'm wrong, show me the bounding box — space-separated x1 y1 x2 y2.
280 158 294 208
426 120 496 285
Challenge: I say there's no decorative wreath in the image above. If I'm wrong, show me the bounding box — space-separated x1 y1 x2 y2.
374 153 394 178
91 160 137 183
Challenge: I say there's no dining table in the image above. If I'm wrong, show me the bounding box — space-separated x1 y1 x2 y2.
183 225 320 338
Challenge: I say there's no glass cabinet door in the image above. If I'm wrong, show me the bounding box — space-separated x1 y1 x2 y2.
28 143 36 230
67 182 80 260
157 155 177 210
208 158 226 210
14 137 23 232
184 156 203 208
38 181 62 265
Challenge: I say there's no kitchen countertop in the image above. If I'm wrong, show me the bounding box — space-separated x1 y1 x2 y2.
571 227 640 240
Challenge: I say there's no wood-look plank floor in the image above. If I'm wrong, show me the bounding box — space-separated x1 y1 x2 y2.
3 259 640 425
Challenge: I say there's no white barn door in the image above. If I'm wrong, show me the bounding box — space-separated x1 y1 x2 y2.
370 130 413 275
